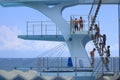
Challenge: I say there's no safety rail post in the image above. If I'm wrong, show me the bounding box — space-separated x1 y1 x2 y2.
41 21 43 37
112 57 113 72
113 57 115 73
61 57 62 71
56 24 58 37
33 24 34 36
26 21 28 37
37 57 42 76
45 24 47 35
70 16 73 34
102 61 103 76
75 57 77 76
47 57 48 70
57 57 59 76
43 57 44 69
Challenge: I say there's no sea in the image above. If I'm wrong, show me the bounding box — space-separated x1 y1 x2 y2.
0 57 119 72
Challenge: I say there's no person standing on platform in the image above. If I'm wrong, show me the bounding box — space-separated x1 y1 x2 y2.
90 48 96 68
79 16 85 31
74 18 79 32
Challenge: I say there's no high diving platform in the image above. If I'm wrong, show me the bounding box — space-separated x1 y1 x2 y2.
0 0 120 5
0 0 120 80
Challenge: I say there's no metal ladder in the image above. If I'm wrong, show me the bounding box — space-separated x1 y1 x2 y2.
88 0 110 70
89 0 102 31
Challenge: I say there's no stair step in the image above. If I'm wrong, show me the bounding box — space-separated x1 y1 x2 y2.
103 72 114 76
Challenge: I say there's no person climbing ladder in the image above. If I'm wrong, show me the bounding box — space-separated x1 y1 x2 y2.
90 48 96 68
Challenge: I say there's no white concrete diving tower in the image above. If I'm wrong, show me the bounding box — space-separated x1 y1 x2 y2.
0 0 118 67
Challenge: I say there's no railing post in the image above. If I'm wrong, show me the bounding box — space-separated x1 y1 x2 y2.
57 57 59 76
112 57 113 72
56 24 58 37
75 57 77 76
33 24 34 36
61 57 62 70
70 16 72 34
45 24 47 35
47 57 48 70
26 21 28 37
41 21 43 36
43 57 44 69
102 61 103 76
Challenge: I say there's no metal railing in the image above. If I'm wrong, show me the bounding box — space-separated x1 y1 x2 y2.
70 15 90 34
88 0 102 31
26 21 61 36
11 57 119 77
91 57 120 79
37 57 91 71
37 57 92 76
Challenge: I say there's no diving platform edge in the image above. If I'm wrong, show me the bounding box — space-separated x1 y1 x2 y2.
18 35 65 42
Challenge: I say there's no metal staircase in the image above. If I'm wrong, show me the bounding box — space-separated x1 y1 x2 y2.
88 0 110 71
88 0 116 79
89 0 102 31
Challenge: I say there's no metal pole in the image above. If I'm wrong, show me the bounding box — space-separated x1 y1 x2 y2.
45 24 47 35
47 57 48 70
102 62 103 76
33 24 34 36
57 57 59 76
61 57 62 70
56 24 58 37
43 57 44 69
75 57 77 76
26 21 28 37
41 21 43 36
118 4 120 72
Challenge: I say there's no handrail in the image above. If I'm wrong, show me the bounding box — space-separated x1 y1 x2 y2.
88 0 108 79
93 63 103 78
70 15 91 34
88 0 95 19
26 21 61 36
94 58 102 71
89 0 102 31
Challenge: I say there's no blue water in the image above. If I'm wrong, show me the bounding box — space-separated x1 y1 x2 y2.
0 58 37 71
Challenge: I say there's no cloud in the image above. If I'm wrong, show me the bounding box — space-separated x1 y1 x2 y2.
0 25 62 51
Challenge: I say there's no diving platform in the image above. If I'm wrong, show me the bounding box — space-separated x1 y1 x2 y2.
0 0 120 6
18 35 65 42
103 72 114 76
42 67 93 72
0 0 119 79
18 31 91 42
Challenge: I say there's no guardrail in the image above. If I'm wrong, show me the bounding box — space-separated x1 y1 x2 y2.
12 57 119 77
70 15 89 34
91 57 120 79
26 21 61 36
37 57 91 70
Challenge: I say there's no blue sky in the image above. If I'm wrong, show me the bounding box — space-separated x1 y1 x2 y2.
0 5 119 58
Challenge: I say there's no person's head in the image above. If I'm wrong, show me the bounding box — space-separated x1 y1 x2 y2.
95 24 97 27
103 34 106 37
75 18 77 20
93 48 96 51
80 17 82 19
107 45 110 49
